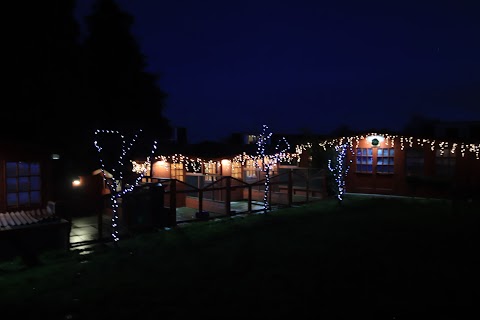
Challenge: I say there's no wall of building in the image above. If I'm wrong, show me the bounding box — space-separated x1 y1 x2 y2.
346 138 400 195
345 136 480 199
0 144 53 213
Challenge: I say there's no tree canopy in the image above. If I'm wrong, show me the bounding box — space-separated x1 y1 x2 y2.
83 0 171 145
4 0 171 173
4 0 82 146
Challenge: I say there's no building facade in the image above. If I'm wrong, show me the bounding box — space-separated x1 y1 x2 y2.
336 133 480 199
0 143 56 213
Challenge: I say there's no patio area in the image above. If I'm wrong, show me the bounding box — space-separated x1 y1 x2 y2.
69 200 267 249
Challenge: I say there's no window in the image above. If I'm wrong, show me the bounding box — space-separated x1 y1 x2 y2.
377 148 394 174
247 135 258 144
232 161 242 179
270 163 277 175
143 162 151 177
406 148 424 176
204 161 217 182
171 162 184 181
244 159 259 180
435 148 456 177
356 148 373 173
6 162 42 208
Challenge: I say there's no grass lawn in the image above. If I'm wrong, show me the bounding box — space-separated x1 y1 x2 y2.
0 196 478 319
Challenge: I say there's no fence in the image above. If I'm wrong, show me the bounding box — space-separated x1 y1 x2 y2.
88 167 327 242
141 167 327 224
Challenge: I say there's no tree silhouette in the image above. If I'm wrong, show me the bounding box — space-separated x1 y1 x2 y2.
82 0 171 150
5 0 83 146
4 0 174 203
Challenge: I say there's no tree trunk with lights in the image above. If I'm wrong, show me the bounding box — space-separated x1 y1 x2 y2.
328 143 352 205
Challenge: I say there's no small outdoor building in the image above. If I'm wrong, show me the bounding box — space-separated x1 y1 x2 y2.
312 133 480 200
130 150 327 218
0 142 70 261
0 142 55 212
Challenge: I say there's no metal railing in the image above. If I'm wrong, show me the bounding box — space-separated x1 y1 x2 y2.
140 167 327 224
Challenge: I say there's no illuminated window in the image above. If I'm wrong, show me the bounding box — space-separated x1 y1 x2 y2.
377 148 394 174
143 162 151 177
232 161 242 179
356 148 373 173
204 161 217 182
6 162 42 209
406 148 424 176
184 160 202 173
435 148 456 177
270 163 277 175
171 163 184 182
247 135 258 144
245 159 259 180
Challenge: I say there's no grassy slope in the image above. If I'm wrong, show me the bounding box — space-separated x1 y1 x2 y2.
0 197 478 319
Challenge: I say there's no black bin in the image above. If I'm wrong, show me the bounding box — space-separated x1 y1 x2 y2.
122 183 167 231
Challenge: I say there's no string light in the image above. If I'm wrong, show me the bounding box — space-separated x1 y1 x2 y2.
128 131 479 206
94 129 157 243
288 133 479 160
328 143 352 202
131 132 480 174
256 125 273 213
131 152 301 176
132 133 479 181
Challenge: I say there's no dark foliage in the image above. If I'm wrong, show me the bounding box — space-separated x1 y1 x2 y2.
4 0 83 147
83 0 171 147
5 0 171 176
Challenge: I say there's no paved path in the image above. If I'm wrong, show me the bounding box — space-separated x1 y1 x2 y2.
69 201 267 249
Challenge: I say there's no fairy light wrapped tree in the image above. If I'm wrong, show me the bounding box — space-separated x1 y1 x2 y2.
94 129 157 244
327 143 352 203
256 125 291 213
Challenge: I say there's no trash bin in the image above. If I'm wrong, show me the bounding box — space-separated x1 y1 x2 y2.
122 183 167 231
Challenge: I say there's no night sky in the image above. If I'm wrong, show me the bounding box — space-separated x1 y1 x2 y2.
76 0 480 143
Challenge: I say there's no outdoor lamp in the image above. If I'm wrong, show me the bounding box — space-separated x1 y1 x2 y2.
366 135 384 147
72 177 81 187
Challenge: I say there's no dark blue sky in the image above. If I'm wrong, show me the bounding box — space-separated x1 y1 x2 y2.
76 0 480 143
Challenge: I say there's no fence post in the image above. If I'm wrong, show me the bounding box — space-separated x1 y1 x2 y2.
288 169 293 207
168 179 177 227
225 177 232 215
268 178 272 212
306 169 310 203
97 208 103 241
323 170 328 199
248 185 252 213
198 189 203 213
